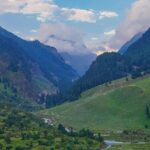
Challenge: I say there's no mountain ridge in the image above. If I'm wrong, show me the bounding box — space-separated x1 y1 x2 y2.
66 27 150 101
0 26 78 104
61 52 96 76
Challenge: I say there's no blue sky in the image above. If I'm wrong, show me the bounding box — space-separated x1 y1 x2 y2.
0 0 134 34
0 0 149 54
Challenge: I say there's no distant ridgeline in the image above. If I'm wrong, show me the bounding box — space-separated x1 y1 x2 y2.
1 25 150 108
63 27 150 101
0 26 78 107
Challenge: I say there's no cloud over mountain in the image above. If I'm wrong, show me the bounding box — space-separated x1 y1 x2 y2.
110 0 150 49
38 23 90 54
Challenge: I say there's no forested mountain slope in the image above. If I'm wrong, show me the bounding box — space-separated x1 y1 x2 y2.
67 28 150 101
0 26 78 104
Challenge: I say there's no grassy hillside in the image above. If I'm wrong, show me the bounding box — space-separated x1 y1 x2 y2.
39 76 150 132
0 104 103 150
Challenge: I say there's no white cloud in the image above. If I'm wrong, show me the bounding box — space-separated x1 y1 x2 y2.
37 23 117 55
94 43 116 55
0 0 58 22
96 45 115 56
0 0 118 23
99 11 118 19
31 29 38 33
0 0 24 13
110 0 150 49
28 37 36 41
104 29 116 36
61 8 96 23
38 23 90 54
91 37 99 41
85 37 116 55
20 0 59 22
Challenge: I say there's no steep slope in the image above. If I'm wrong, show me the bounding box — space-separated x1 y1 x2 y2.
0 26 78 103
124 28 150 74
40 76 150 131
66 28 150 101
61 52 96 76
0 77 40 110
0 104 103 150
68 52 128 100
18 40 78 89
118 33 143 54
0 33 43 101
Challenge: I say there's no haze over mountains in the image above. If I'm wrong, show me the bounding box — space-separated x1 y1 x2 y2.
61 52 96 76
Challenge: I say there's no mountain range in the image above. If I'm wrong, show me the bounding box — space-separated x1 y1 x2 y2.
61 52 96 76
67 27 150 101
1 25 150 108
1 25 150 150
0 26 78 104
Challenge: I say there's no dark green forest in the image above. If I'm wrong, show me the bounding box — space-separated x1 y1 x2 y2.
60 28 150 102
